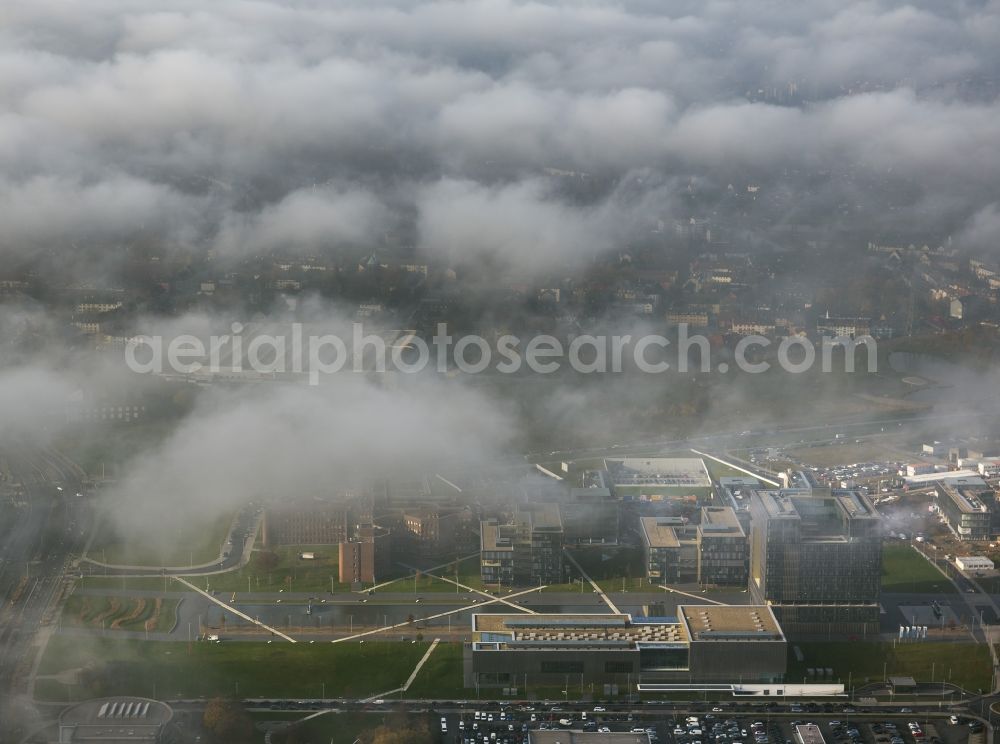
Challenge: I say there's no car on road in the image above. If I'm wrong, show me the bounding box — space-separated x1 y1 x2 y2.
593 706 606 712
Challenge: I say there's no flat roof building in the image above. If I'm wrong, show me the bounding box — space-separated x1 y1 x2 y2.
481 505 564 586
937 482 996 541
749 489 882 637
640 507 748 587
338 524 391 585
468 606 786 689
698 507 749 587
604 458 712 493
58 698 174 744
955 556 994 571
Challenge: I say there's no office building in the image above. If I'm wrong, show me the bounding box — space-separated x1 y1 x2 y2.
263 499 347 546
697 507 749 587
468 605 786 688
640 506 748 587
641 517 698 583
936 481 996 541
338 524 391 585
481 504 564 586
403 508 463 554
561 488 620 545
748 486 882 636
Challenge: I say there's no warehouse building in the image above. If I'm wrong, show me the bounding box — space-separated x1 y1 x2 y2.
467 605 786 688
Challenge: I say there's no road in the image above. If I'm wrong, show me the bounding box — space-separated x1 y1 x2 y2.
0 447 88 742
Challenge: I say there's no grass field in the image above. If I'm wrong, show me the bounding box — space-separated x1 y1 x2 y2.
35 637 434 702
703 459 753 481
62 594 179 632
404 642 466 698
203 545 355 594
789 641 991 692
272 712 435 744
379 556 484 593
882 544 956 594
89 510 235 568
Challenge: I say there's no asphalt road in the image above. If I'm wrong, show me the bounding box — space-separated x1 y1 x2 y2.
0 448 88 742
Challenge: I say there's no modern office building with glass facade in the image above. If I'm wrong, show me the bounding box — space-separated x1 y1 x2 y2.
748 483 882 637
480 504 564 586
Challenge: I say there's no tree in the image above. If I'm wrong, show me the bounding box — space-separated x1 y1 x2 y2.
202 697 254 744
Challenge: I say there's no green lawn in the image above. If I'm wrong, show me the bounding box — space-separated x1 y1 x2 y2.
202 545 355 594
35 636 434 701
703 459 753 481
272 712 434 744
404 642 466 698
379 556 484 593
882 544 956 594
789 641 992 692
89 510 236 568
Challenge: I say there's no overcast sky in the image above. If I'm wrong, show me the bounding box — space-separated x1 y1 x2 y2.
4 0 1000 515
2 0 999 274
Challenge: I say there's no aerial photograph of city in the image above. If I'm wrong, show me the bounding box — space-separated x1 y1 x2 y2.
2 0 1000 743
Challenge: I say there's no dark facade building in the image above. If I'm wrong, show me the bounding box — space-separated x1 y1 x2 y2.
403 508 464 554
468 605 786 688
748 485 882 637
480 505 564 586
640 506 748 587
263 499 347 546
640 517 698 584
561 488 620 545
698 507 749 587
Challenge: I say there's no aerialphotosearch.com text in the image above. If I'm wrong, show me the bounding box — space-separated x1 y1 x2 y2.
124 323 878 385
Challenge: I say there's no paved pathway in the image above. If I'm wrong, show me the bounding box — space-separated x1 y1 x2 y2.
563 549 620 614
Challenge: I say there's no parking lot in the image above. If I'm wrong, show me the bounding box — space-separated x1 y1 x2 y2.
442 706 980 744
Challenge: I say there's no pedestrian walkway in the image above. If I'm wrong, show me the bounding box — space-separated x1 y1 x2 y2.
172 575 297 643
562 549 620 614
397 561 538 614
